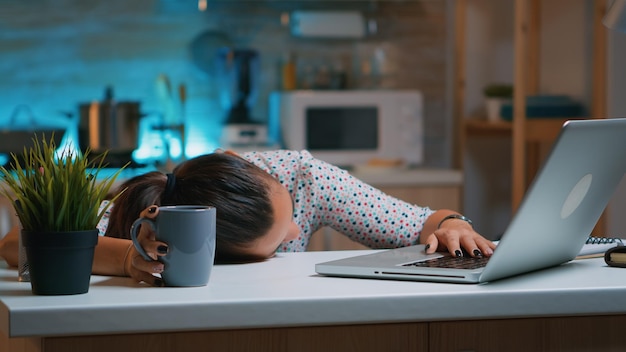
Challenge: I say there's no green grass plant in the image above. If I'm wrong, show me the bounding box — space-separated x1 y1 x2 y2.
483 84 514 98
0 134 125 232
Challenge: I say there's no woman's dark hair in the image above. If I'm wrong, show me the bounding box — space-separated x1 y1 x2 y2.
105 153 277 263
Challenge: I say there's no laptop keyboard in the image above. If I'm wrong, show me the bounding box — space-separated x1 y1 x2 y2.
403 255 490 270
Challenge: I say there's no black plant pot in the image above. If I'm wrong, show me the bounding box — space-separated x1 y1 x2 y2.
21 229 98 295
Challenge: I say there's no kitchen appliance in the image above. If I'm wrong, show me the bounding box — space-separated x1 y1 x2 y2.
1 104 67 168
77 87 143 165
290 11 366 38
269 90 424 167
215 47 268 147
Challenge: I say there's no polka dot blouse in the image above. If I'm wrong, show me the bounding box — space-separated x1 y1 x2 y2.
242 150 434 252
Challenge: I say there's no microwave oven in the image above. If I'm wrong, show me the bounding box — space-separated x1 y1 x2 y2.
268 90 424 167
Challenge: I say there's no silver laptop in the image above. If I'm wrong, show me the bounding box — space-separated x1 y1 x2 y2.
316 118 626 284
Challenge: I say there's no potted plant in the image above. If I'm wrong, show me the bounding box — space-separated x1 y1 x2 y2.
0 134 125 295
483 84 513 122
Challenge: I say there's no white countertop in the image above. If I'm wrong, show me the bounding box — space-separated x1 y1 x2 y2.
350 167 462 186
2 250 625 338
112 166 463 187
111 166 463 187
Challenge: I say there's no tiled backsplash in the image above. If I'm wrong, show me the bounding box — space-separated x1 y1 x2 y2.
0 0 450 167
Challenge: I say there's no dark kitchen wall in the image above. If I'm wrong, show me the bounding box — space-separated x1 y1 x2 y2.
0 0 451 166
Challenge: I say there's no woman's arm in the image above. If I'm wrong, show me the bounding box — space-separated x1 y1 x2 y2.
2 225 143 276
93 235 165 285
95 206 166 286
92 236 134 276
2 224 164 286
95 235 165 285
0 226 19 267
251 150 495 257
421 209 466 241
286 152 433 248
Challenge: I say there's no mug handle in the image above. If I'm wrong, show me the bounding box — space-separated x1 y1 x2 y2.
130 218 157 261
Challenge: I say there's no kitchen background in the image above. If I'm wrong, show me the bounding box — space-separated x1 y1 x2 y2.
3 0 626 240
0 0 452 168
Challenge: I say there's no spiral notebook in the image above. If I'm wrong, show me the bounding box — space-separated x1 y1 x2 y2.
316 118 626 284
487 236 621 258
578 236 624 258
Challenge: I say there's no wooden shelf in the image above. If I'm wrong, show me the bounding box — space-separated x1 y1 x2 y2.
464 117 576 142
464 119 513 136
454 0 607 234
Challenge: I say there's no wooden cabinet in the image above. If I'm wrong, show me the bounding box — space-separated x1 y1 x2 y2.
7 315 626 352
430 315 626 352
454 0 608 232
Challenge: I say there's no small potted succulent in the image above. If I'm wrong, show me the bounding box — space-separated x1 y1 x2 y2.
0 134 125 295
483 84 514 122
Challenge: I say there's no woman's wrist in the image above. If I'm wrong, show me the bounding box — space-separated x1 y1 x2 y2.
122 242 134 277
437 214 473 229
93 236 135 277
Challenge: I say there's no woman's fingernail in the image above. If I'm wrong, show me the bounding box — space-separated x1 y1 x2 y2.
424 244 430 251
455 250 463 257
148 206 157 214
153 264 164 273
473 249 482 257
157 245 168 254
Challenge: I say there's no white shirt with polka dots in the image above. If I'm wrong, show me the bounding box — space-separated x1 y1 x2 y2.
242 150 434 252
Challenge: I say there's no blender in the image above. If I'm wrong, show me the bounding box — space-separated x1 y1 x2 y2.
215 47 268 148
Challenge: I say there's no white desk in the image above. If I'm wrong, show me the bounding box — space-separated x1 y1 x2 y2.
2 250 626 351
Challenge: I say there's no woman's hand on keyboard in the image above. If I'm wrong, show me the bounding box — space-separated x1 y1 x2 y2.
420 210 496 258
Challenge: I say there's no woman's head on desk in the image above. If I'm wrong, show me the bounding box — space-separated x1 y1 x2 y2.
105 151 301 263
